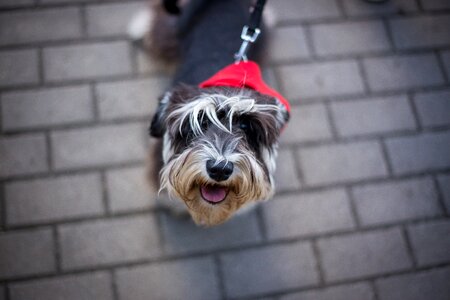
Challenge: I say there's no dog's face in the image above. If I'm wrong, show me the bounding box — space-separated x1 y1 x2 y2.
150 85 289 226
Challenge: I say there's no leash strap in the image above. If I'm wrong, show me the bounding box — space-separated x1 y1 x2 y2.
234 0 267 63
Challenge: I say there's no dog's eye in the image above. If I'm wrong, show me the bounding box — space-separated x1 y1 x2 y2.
239 119 250 131
200 117 209 130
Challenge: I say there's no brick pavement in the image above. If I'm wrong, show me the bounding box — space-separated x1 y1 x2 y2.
0 0 449 299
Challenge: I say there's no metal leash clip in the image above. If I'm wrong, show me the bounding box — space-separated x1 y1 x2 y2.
234 25 261 63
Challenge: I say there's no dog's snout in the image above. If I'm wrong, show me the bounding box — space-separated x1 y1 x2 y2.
206 160 234 181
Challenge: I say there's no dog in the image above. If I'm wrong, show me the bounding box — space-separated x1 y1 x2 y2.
129 0 290 226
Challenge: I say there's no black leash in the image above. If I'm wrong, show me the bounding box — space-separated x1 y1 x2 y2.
161 0 267 62
234 0 266 63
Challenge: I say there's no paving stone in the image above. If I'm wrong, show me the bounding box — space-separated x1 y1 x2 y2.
87 2 146 37
0 0 34 7
437 174 450 213
280 104 332 143
0 7 82 46
43 41 132 82
51 123 147 170
96 77 167 120
408 220 450 267
267 0 341 23
421 0 450 10
363 54 445 92
298 141 388 186
10 272 113 300
106 166 156 213
2 86 93 130
263 189 355 239
0 134 48 178
386 131 450 174
352 177 441 226
0 49 39 88
160 211 262 255
268 26 310 62
116 257 220 300
414 89 450 127
318 228 412 282
376 267 450 300
0 228 55 279
220 242 318 298
341 0 418 16
442 50 450 77
59 215 161 270
331 95 416 137
390 15 450 50
280 282 375 300
136 49 177 75
312 21 390 56
5 173 104 225
279 60 364 100
273 149 301 190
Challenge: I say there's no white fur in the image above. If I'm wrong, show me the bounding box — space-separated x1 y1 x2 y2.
127 9 153 40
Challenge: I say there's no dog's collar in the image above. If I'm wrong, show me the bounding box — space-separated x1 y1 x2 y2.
199 61 290 112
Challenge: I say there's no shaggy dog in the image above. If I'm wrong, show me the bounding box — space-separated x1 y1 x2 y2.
129 0 290 226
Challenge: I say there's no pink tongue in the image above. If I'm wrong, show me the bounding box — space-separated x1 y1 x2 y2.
200 185 228 203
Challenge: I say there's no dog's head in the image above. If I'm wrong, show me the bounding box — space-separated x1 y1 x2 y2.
150 85 289 226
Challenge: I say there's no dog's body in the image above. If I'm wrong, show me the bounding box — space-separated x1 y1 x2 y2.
132 0 289 226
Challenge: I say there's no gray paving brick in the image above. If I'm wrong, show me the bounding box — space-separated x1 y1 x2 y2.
0 134 48 178
0 49 39 88
267 0 341 23
390 15 450 50
263 189 355 239
280 282 375 300
414 89 450 127
96 77 167 120
161 211 262 255
280 104 333 143
0 7 82 46
2 86 93 130
10 272 113 300
376 267 450 300
298 141 388 186
87 2 146 37
136 49 177 75
442 50 450 78
363 54 445 92
352 178 441 226
312 21 390 56
5 173 104 226
268 26 310 62
0 0 34 8
43 41 132 82
59 215 161 270
106 166 156 213
0 229 55 279
421 0 450 10
221 242 318 298
116 257 220 300
386 131 450 174
437 174 450 213
318 228 412 282
51 123 146 170
331 95 416 137
279 60 365 100
408 220 450 267
341 0 418 16
273 149 301 191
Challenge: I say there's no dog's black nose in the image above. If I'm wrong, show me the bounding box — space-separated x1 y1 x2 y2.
206 160 234 182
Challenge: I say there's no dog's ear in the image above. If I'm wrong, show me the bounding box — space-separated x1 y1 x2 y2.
149 92 171 138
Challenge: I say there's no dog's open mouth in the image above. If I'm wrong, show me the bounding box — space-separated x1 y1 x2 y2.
200 184 228 204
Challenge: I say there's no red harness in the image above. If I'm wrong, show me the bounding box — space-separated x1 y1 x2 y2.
199 61 291 113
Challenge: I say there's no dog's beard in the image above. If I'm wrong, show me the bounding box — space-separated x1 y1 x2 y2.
160 141 274 226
